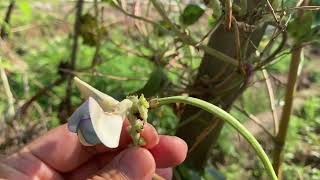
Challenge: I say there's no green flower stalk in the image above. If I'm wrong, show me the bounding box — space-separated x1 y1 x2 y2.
150 96 278 180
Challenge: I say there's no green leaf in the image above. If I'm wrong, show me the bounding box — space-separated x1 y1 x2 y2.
288 12 314 41
180 4 206 26
154 20 174 36
282 0 300 7
134 67 167 97
313 1 320 26
79 13 107 46
315 12 320 26
300 25 320 43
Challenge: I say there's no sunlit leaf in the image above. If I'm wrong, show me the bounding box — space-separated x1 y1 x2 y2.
0 60 12 70
16 1 32 23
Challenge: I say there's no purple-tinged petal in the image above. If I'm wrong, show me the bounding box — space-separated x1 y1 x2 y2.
68 99 90 133
77 117 101 145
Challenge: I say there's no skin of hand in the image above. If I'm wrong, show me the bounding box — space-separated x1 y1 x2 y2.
0 120 188 180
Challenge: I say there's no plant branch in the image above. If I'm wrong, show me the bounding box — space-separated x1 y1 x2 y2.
225 0 232 30
272 44 303 177
0 58 15 117
232 17 241 66
265 0 279 24
112 3 160 27
196 17 222 46
112 0 238 66
65 0 84 115
0 0 15 39
272 0 308 176
59 68 147 81
149 0 238 66
275 5 320 12
255 30 288 71
15 78 65 118
151 96 277 180
188 117 219 153
262 69 279 135
90 0 102 69
233 105 274 140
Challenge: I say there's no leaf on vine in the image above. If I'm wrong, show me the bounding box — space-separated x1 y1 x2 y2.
79 13 107 46
180 4 206 26
313 1 320 26
300 25 320 43
288 12 314 41
316 13 320 26
154 20 174 37
134 67 168 97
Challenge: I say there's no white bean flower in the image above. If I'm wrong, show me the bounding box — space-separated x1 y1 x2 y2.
68 77 149 148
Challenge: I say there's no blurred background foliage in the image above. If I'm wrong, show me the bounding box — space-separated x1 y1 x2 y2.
0 0 319 179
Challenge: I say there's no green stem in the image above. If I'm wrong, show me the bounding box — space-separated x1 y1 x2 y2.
151 96 277 180
272 44 303 177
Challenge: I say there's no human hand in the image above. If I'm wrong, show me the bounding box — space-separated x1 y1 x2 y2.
0 121 187 180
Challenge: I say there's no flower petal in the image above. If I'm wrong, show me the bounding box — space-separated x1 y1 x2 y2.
89 97 124 148
74 77 119 112
115 99 133 117
68 99 90 132
77 129 94 146
77 117 101 145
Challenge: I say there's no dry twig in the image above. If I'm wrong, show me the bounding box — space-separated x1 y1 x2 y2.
0 58 15 117
233 105 274 140
262 69 279 135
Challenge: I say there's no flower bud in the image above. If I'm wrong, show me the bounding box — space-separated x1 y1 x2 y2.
134 120 144 131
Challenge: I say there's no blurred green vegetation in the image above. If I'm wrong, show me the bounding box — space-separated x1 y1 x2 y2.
0 0 319 179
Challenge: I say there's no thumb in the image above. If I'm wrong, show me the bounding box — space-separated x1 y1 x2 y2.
91 147 156 180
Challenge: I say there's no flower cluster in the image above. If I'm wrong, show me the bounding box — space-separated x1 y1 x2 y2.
126 95 149 146
68 77 149 148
